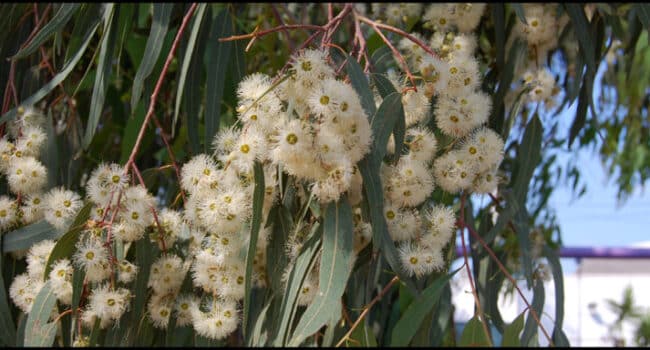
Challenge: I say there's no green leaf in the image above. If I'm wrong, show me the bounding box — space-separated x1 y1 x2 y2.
493 4 506 69
0 8 102 125
204 8 233 152
357 158 418 296
288 197 355 346
2 220 58 253
542 246 570 346
347 56 376 119
459 316 491 347
43 110 59 189
71 265 85 321
390 268 460 346
12 4 80 59
511 4 528 25
130 4 174 111
521 282 545 346
83 4 118 149
513 114 542 205
502 311 525 346
243 162 265 340
173 3 207 137
371 73 397 98
272 223 322 346
24 281 58 347
127 238 157 345
370 93 404 169
371 75 405 162
568 76 590 148
635 4 650 45
42 202 92 280
249 295 273 346
347 321 378 347
565 4 596 74
0 242 16 346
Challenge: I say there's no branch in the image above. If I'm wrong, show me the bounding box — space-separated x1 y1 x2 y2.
462 199 555 346
459 193 494 346
335 275 399 347
219 24 324 42
125 3 197 170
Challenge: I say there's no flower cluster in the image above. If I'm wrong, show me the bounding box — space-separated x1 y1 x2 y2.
385 4 507 276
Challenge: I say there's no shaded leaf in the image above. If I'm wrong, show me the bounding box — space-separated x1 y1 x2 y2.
243 162 265 340
204 8 233 152
173 3 207 136
24 281 58 347
347 56 376 119
2 220 58 253
82 4 118 149
0 8 102 125
42 202 92 280
12 4 80 59
521 282 545 346
348 321 378 347
390 267 460 346
289 197 355 346
513 115 542 205
459 315 491 347
543 246 570 346
565 4 596 74
502 311 525 347
272 223 321 346
511 4 528 25
130 3 174 111
0 242 16 346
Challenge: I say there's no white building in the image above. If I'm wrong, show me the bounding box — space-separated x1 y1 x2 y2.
451 243 650 346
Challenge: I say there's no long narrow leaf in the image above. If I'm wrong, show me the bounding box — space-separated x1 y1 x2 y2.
24 281 58 347
82 4 118 149
289 197 355 346
130 4 174 111
0 9 102 125
243 162 265 340
12 4 80 59
390 267 460 346
204 8 232 152
173 3 207 137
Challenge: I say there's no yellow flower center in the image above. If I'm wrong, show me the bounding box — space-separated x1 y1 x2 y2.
409 257 418 265
111 175 121 183
319 95 330 105
240 144 250 154
286 133 298 145
107 299 115 306
386 210 395 220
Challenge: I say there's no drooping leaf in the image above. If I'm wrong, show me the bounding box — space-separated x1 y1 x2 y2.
24 281 58 347
390 268 460 346
42 202 92 280
243 162 265 340
12 4 80 59
0 8 102 125
370 93 404 169
637 4 650 44
347 320 378 347
513 114 542 205
511 4 528 25
565 4 596 74
501 311 526 347
204 8 232 152
521 282 545 346
173 3 207 136
542 246 570 346
289 197 355 346
347 56 376 119
459 315 491 347
272 223 321 346
130 3 174 111
0 243 16 346
82 4 118 149
2 220 58 253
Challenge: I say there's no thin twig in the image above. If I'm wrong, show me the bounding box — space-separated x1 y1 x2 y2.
335 275 399 347
355 13 417 91
465 214 555 346
125 3 197 170
220 24 324 42
459 193 493 346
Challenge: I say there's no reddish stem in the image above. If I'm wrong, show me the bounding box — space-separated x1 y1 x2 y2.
125 3 197 171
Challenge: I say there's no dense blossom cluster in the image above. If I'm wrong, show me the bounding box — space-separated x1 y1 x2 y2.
380 3 506 277
4 3 518 345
